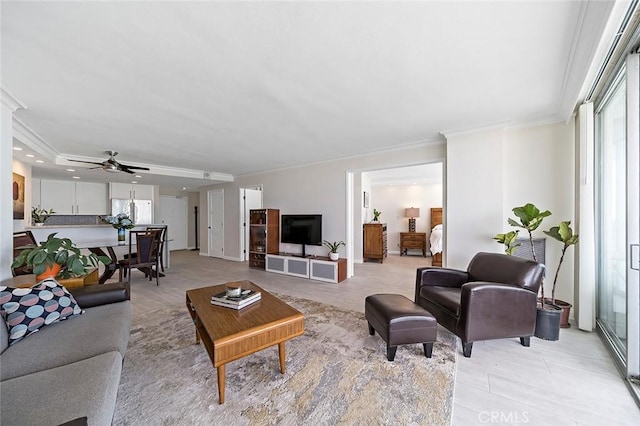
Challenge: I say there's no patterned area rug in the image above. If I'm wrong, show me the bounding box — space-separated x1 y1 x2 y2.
113 294 457 425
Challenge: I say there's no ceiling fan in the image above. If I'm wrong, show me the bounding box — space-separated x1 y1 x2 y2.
68 151 150 175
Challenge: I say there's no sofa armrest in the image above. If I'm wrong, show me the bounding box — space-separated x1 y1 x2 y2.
415 267 468 302
457 282 537 341
69 281 130 309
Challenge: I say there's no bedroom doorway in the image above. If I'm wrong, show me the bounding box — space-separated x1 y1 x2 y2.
347 161 445 276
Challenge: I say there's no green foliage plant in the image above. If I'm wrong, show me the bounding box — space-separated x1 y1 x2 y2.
323 240 345 253
12 232 111 279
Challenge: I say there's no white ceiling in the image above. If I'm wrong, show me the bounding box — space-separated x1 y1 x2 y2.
3 1 615 190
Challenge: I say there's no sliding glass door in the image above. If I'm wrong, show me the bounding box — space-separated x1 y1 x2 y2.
596 53 640 395
596 72 627 358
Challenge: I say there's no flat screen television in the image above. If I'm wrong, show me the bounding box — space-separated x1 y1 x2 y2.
281 214 322 256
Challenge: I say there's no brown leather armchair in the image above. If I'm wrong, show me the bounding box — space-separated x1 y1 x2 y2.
415 252 544 357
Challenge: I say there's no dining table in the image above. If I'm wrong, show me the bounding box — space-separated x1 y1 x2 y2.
74 239 126 284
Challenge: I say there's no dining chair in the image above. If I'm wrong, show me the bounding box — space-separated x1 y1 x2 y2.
122 227 165 278
118 230 161 286
12 230 37 276
145 225 167 272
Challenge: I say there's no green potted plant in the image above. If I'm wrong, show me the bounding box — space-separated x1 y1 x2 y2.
543 221 579 328
372 209 381 222
495 203 562 340
32 206 55 225
323 240 345 261
493 230 520 255
12 232 111 280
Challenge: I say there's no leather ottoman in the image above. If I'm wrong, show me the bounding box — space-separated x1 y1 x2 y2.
365 294 437 361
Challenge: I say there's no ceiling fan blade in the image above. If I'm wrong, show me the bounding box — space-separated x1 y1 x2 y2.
118 167 136 174
120 165 150 171
67 159 104 166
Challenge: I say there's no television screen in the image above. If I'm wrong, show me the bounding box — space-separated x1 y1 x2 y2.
281 214 322 246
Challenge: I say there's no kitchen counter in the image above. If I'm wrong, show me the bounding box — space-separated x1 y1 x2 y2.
26 224 112 229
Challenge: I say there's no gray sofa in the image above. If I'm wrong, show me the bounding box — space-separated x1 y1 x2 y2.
0 282 131 426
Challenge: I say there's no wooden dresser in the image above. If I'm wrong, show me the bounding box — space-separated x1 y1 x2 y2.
400 232 427 257
363 223 387 263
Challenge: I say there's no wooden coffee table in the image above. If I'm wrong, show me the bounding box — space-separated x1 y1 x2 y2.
185 281 304 404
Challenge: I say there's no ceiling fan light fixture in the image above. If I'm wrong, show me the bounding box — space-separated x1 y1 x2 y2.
103 163 119 172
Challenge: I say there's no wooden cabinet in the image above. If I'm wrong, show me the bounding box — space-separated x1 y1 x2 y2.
248 208 280 270
109 182 154 200
38 180 108 215
400 232 427 257
363 223 387 263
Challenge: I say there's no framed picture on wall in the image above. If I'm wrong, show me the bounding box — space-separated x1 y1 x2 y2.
13 172 25 220
363 191 369 208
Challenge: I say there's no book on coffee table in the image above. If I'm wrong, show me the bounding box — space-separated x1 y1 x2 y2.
211 290 261 309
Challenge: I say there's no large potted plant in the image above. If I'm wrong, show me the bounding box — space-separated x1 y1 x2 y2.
543 221 579 328
495 203 563 340
12 232 111 280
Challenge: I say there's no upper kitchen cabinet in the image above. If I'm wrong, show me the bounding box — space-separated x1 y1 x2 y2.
75 182 109 215
38 180 108 215
109 182 154 200
32 178 41 207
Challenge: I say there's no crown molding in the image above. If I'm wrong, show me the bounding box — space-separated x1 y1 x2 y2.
12 117 59 159
440 122 509 139
56 153 234 183
1 88 26 112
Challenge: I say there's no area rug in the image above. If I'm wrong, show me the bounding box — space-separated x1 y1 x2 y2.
112 294 457 425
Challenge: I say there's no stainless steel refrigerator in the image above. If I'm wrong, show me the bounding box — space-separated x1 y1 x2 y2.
111 199 153 225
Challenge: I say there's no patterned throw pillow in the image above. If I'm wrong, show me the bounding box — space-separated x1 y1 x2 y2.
0 278 83 346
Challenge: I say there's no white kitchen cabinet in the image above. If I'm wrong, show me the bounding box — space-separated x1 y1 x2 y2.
75 182 109 215
109 182 154 200
32 178 41 208
38 179 108 215
40 180 76 214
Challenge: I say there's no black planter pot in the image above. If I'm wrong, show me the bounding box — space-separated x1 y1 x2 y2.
534 305 562 341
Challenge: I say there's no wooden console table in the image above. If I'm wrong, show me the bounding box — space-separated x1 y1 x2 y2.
400 232 427 257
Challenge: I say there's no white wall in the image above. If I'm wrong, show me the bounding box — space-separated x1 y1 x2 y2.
371 183 443 254
12 160 32 232
199 142 446 261
503 121 576 304
446 127 505 269
2 91 27 280
445 121 576 303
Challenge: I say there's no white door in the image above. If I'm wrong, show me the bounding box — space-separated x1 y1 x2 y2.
240 188 262 261
208 189 224 258
158 195 188 250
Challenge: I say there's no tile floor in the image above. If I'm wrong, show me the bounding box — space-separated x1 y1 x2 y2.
125 250 640 425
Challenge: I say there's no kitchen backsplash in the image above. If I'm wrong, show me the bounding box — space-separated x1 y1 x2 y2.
42 215 105 226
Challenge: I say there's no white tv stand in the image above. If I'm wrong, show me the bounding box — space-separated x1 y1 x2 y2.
265 253 346 283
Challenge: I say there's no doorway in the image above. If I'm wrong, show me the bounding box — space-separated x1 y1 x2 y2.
239 187 262 261
207 189 224 258
158 195 188 250
347 162 445 277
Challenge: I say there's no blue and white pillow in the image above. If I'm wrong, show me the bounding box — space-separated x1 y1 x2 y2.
0 278 83 346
